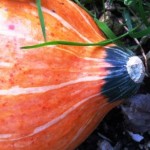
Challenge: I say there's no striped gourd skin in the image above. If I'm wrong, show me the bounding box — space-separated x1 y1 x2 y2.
0 1 141 150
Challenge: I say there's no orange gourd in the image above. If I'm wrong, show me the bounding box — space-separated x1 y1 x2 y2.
0 0 145 150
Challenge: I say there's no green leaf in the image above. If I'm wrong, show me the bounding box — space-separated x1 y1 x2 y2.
123 9 133 30
36 0 47 41
124 0 136 6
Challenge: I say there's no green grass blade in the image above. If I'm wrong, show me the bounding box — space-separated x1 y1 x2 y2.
21 25 138 49
36 0 46 41
74 0 95 17
130 26 150 38
94 18 122 45
137 0 149 26
21 40 107 49
95 18 117 39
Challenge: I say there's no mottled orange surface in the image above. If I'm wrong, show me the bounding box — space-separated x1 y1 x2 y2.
0 0 120 150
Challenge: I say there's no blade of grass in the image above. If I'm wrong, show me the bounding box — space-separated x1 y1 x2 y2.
94 18 117 39
137 0 149 26
36 0 46 41
94 18 122 46
23 39 117 49
21 25 138 49
130 26 150 38
74 0 96 18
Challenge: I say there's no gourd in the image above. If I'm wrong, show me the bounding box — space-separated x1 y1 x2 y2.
0 0 145 150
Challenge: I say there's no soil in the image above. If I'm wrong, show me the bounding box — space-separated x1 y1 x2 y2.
76 106 150 150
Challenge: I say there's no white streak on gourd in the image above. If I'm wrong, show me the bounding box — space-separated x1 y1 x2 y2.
0 76 104 96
